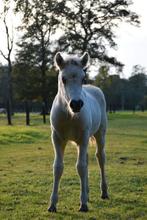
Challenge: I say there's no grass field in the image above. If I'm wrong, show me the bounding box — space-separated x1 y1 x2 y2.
0 112 147 220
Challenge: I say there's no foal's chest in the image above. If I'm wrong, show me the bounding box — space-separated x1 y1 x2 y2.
68 119 84 141
56 114 85 143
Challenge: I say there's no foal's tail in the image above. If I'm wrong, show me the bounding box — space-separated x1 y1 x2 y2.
89 136 96 146
70 137 95 146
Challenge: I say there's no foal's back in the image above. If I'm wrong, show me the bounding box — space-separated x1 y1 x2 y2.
81 84 107 136
83 84 106 119
84 84 106 108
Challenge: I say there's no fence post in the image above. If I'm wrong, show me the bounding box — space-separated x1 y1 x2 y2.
42 102 46 124
25 101 30 125
6 99 12 125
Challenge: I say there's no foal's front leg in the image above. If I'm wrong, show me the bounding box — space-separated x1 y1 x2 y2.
76 134 89 212
48 130 66 212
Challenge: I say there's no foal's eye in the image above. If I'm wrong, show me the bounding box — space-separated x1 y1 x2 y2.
82 77 87 84
62 77 67 85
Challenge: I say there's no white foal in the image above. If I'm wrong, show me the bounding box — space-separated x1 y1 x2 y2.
48 52 109 212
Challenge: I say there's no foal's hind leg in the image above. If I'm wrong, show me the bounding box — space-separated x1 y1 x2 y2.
94 128 109 199
86 153 89 201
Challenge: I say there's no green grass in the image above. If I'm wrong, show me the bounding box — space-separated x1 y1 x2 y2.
0 112 147 220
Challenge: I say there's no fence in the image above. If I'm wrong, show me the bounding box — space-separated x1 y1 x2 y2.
0 101 50 125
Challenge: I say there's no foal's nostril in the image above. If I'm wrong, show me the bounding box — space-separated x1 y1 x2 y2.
70 100 77 110
70 99 84 112
78 100 84 108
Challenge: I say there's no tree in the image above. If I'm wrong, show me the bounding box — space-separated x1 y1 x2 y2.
12 63 41 101
94 66 110 88
0 1 14 124
58 0 139 68
131 65 146 76
0 65 7 105
94 65 111 110
14 0 66 111
13 0 141 112
13 63 58 108
128 66 147 110
94 65 139 111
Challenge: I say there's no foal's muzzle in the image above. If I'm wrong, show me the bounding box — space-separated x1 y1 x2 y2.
69 99 84 113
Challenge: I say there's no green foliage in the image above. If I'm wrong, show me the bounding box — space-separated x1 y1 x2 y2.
0 112 147 219
128 73 147 110
94 65 147 111
12 63 41 100
0 66 8 104
12 64 58 104
14 0 63 107
58 0 139 66
7 0 140 107
0 1 142 110
14 0 140 69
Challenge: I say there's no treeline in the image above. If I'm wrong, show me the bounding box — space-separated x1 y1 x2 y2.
94 65 147 112
0 65 58 111
0 0 144 115
0 64 147 112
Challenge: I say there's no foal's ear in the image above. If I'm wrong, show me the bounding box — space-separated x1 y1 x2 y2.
54 52 65 69
80 52 89 69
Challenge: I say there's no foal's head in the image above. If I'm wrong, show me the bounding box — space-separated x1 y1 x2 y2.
55 52 89 113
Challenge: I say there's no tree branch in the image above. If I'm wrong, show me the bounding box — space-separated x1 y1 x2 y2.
2 13 14 59
0 49 8 61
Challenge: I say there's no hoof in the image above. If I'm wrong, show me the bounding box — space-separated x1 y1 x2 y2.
48 204 57 212
79 204 88 212
101 193 109 199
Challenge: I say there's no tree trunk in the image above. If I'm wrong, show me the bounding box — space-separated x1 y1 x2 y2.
7 57 13 115
42 102 46 124
6 99 12 125
40 32 49 114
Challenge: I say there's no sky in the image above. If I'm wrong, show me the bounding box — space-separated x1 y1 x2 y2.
110 0 147 78
0 0 147 78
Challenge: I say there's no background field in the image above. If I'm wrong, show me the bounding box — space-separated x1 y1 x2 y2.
0 112 147 220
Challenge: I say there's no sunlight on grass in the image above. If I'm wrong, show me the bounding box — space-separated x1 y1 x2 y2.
0 127 49 145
